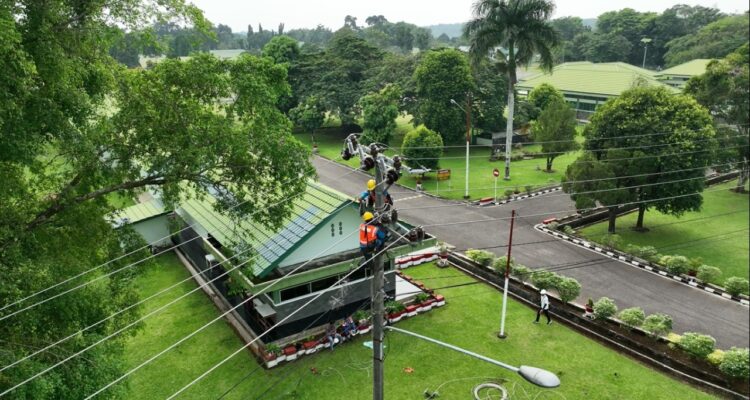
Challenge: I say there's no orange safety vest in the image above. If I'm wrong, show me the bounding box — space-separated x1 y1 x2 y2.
359 224 379 247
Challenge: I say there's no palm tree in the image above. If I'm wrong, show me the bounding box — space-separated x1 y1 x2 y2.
464 0 559 180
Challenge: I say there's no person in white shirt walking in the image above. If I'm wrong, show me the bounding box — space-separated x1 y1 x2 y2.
534 289 552 325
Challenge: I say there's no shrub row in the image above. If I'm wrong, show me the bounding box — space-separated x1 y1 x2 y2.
589 296 750 379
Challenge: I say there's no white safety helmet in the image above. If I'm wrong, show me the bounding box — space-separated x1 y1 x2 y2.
540 289 547 295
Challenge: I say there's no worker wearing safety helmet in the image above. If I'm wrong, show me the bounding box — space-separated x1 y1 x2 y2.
359 179 393 216
359 211 387 258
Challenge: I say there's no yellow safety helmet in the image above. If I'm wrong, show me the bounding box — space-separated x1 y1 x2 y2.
362 211 374 221
367 179 376 190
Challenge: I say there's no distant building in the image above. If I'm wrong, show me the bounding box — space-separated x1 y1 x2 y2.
516 61 679 120
117 181 434 342
655 59 713 88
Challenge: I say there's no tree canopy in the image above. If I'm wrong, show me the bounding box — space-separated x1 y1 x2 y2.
0 2 311 397
531 98 578 172
262 35 300 64
413 49 474 144
402 125 444 171
360 84 403 145
664 14 749 67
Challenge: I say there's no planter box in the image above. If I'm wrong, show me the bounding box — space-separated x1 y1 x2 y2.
286 353 298 361
303 341 318 354
358 324 371 334
283 346 297 356
406 304 419 317
434 295 446 307
388 311 405 323
419 299 435 312
265 358 279 368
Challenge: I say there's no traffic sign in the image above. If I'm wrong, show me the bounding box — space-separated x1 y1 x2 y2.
493 168 500 177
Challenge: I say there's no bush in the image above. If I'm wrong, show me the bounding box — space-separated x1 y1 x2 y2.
659 255 691 275
504 189 515 199
618 307 645 328
524 185 533 194
562 225 575 235
466 249 495 267
546 221 559 230
530 270 562 290
401 125 443 170
724 277 749 296
719 347 750 379
555 277 581 303
414 293 431 303
510 264 531 281
642 313 673 337
593 297 617 321
678 332 716 359
599 234 621 249
492 256 515 273
385 300 405 314
626 245 659 260
707 349 725 366
696 265 722 283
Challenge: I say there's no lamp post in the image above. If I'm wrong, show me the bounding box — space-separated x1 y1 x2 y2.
450 96 471 200
641 38 652 69
387 326 560 388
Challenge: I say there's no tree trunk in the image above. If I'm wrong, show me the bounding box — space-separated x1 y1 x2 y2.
546 156 553 172
635 203 647 231
503 83 515 180
607 207 618 234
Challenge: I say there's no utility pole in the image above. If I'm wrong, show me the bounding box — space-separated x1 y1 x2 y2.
641 38 652 69
498 210 515 339
464 93 471 200
372 150 386 400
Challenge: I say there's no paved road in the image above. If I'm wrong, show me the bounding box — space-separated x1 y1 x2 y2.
313 156 750 348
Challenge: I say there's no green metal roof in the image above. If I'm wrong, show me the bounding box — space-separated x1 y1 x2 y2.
177 181 351 278
116 199 168 224
517 62 678 97
656 59 713 78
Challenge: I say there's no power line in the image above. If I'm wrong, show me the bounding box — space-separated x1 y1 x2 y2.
157 231 412 400
0 164 337 316
383 124 749 150
385 162 739 195
0 176 370 395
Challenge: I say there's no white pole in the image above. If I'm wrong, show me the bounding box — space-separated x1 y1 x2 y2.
494 176 498 203
499 275 509 337
465 138 470 199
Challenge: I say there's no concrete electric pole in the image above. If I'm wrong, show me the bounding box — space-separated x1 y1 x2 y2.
372 150 386 400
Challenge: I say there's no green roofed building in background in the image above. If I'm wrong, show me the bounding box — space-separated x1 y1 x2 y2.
516 61 679 120
655 59 714 88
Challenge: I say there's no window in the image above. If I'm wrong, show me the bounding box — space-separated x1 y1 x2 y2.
311 276 338 292
280 284 311 301
330 223 335 237
338 222 343 235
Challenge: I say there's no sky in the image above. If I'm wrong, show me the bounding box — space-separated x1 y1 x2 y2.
189 0 748 32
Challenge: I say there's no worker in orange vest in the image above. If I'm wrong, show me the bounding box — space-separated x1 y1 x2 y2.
359 211 387 259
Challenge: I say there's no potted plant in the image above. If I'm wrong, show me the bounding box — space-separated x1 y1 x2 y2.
283 343 298 361
386 300 406 323
303 335 319 354
415 292 435 312
437 242 449 268
264 343 282 368
584 298 594 318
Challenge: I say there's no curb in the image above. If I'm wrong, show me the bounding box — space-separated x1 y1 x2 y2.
534 223 749 307
473 186 563 207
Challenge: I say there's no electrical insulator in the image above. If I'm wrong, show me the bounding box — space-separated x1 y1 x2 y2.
349 136 358 149
416 227 425 241
361 156 375 171
386 168 400 185
391 209 398 223
392 155 402 171
369 144 379 156
341 148 352 161
408 230 418 242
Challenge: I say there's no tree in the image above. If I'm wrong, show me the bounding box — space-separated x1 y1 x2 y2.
575 85 716 231
344 15 359 30
646 5 724 67
532 98 578 172
289 95 326 144
1 1 311 398
262 35 300 64
413 49 474 144
582 32 633 63
596 8 654 65
360 84 403 145
551 16 590 62
413 28 432 50
365 15 388 27
464 0 559 179
527 83 565 119
685 44 749 192
471 59 508 133
393 22 415 52
402 125 444 171
664 15 749 67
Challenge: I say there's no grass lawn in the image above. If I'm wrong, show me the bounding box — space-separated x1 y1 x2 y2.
123 254 715 399
579 181 749 283
294 116 582 200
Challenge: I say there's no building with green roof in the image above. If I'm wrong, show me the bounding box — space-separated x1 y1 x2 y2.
655 59 713 88
120 181 434 341
516 61 679 120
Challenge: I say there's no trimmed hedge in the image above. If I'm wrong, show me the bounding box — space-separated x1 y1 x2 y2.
593 297 617 321
696 265 722 283
659 255 691 275
465 249 495 267
618 307 645 328
678 332 716 359
642 313 673 338
530 270 561 290
719 347 750 379
556 277 582 303
724 277 749 296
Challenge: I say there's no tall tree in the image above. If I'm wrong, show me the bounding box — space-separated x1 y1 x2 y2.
471 59 508 133
532 98 578 172
413 49 474 144
573 85 716 231
0 4 311 396
289 95 326 145
645 5 724 67
262 35 300 64
596 8 655 65
527 83 565 119
402 125 444 170
685 43 750 191
464 0 559 179
551 16 589 62
360 84 403 144
582 32 633 63
664 14 749 67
